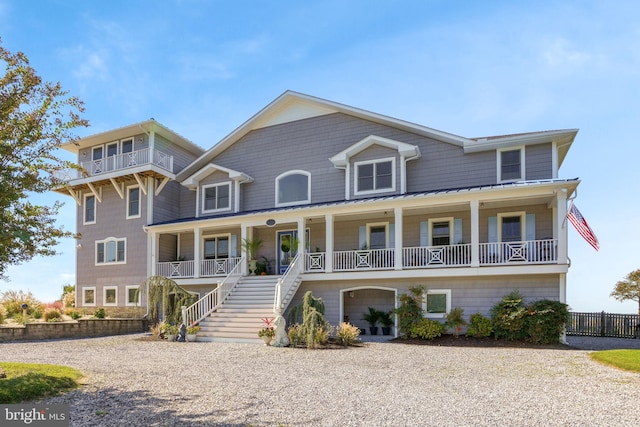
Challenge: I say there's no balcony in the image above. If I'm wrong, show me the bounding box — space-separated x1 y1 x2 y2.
157 239 558 279
57 148 174 181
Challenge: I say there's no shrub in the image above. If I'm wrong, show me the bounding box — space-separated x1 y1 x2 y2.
0 290 43 318
94 307 106 319
466 313 493 338
335 322 361 346
43 308 63 322
0 305 5 324
393 285 425 335
150 321 166 339
63 292 75 308
68 310 81 320
287 323 304 347
300 291 330 349
525 300 570 344
445 307 467 337
491 291 528 341
410 318 444 340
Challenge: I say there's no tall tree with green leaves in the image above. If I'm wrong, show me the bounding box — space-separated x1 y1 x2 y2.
0 39 88 279
611 269 640 315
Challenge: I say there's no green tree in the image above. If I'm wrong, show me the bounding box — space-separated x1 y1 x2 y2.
611 269 640 315
0 39 88 279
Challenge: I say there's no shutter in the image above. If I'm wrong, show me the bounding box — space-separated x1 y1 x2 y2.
359 226 366 249
453 218 463 244
488 217 497 242
389 223 395 248
230 234 237 257
420 221 429 246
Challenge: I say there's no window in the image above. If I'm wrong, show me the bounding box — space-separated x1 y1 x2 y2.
126 285 140 306
204 236 230 259
498 148 524 182
431 221 451 246
202 183 231 212
369 225 387 249
355 158 395 194
104 286 117 306
127 186 140 219
422 289 451 319
92 146 103 161
83 287 96 306
106 142 119 158
276 171 310 206
96 238 126 265
84 194 96 225
121 138 134 154
498 212 525 242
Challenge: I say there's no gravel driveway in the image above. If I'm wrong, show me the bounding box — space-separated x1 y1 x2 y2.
1 334 639 426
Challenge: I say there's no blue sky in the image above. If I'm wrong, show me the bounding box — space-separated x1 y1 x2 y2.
1 0 639 313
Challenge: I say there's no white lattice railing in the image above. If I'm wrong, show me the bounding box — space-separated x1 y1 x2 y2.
479 239 557 265
274 253 303 313
57 148 174 180
402 244 472 268
333 249 395 271
156 260 195 278
182 257 246 327
200 257 242 277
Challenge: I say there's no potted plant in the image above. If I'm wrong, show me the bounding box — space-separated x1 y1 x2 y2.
378 310 394 335
362 307 380 335
186 324 201 342
242 238 264 275
258 317 275 345
165 324 179 341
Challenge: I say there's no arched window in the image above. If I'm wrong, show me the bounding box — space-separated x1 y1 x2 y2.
276 171 310 206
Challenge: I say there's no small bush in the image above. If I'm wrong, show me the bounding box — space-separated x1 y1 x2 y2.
445 307 467 337
335 322 361 346
68 310 81 320
466 313 493 338
525 300 570 344
287 323 304 347
410 318 444 340
150 321 166 339
393 286 425 335
32 309 43 319
0 305 5 324
0 290 43 318
43 308 63 322
94 307 106 319
491 290 528 341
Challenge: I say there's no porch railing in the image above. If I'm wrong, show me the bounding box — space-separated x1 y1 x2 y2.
201 257 242 277
333 249 395 271
182 256 246 327
403 244 471 268
157 260 195 278
479 239 557 265
274 252 303 313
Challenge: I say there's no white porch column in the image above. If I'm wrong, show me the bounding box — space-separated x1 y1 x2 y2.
193 227 201 278
148 231 158 277
556 189 568 264
325 214 334 273
241 225 249 275
146 177 154 224
470 200 480 267
394 207 403 270
297 218 305 260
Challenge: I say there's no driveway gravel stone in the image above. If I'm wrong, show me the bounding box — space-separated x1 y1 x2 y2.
1 334 639 426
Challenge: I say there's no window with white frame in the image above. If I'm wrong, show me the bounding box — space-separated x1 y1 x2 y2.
276 171 310 206
498 212 525 242
204 235 230 259
355 158 395 194
84 194 96 225
498 147 524 182
104 286 117 306
125 285 140 306
422 289 451 318
202 182 231 212
96 238 126 265
368 224 387 249
126 186 140 219
431 219 452 246
83 287 96 306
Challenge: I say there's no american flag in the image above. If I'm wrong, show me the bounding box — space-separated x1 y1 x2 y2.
567 203 600 251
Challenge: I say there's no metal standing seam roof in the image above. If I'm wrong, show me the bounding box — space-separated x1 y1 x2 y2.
148 178 579 228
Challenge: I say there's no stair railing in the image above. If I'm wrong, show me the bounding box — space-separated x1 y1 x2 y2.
274 252 303 314
182 256 245 327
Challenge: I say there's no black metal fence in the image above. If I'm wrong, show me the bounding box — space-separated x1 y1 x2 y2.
566 311 640 338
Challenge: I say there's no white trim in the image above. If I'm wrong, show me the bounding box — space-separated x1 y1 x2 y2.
201 182 232 213
202 233 232 259
103 286 118 306
429 217 454 246
422 289 451 319
497 211 526 242
126 285 140 306
83 193 96 225
330 135 420 167
82 286 97 307
354 157 396 196
126 185 141 219
497 146 525 183
95 237 127 265
339 286 398 338
366 222 389 249
275 170 311 207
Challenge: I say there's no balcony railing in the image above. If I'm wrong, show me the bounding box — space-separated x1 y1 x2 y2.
158 240 558 278
58 148 174 181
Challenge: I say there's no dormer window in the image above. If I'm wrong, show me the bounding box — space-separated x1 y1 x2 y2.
202 183 231 213
498 147 524 182
355 158 395 195
276 170 310 206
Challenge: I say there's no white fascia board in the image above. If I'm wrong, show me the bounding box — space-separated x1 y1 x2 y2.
330 135 420 167
464 129 578 153
181 163 253 188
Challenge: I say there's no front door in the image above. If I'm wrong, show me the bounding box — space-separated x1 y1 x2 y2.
277 229 309 274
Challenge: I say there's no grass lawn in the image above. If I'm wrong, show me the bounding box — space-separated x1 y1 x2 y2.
0 362 84 403
590 350 640 373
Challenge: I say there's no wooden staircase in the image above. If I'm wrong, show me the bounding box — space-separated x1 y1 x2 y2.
197 275 279 343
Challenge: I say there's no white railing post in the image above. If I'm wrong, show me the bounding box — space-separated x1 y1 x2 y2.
274 278 283 314
181 306 187 326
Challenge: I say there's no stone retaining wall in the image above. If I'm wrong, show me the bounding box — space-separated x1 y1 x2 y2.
0 318 148 342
